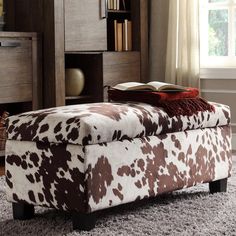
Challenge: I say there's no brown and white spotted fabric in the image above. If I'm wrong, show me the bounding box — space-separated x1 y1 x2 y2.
7 102 230 145
5 102 232 213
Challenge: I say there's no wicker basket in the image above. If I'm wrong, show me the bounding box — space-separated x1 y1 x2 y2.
0 126 6 151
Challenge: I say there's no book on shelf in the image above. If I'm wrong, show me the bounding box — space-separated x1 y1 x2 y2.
122 0 126 10
112 81 186 92
108 0 127 11
123 19 128 51
108 0 111 10
127 21 132 50
117 0 120 10
117 23 123 52
114 20 118 51
113 19 132 52
0 0 3 16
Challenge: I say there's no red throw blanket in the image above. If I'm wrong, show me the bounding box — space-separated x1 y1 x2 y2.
108 88 215 117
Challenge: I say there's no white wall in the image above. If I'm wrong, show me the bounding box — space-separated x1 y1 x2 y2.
200 68 236 150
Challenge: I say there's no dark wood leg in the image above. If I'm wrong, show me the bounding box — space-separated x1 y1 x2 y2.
209 178 227 194
12 202 35 220
72 212 96 231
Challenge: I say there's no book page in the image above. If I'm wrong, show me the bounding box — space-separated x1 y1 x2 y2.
112 82 146 91
147 81 185 91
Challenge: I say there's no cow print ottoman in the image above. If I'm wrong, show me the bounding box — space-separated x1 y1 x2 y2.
5 102 232 230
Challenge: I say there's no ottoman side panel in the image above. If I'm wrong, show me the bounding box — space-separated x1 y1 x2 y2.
5 140 88 212
84 125 232 212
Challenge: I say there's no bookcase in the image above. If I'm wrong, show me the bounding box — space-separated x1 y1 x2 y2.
4 0 148 107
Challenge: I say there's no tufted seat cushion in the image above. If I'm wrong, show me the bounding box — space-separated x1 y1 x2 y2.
7 102 230 146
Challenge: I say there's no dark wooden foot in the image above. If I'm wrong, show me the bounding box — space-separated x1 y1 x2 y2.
209 178 227 194
72 212 96 231
12 202 35 220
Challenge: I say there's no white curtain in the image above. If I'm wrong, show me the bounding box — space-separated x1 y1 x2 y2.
165 0 200 88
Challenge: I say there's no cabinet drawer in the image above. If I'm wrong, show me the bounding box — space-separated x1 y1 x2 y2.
103 52 140 100
0 38 32 103
65 0 107 51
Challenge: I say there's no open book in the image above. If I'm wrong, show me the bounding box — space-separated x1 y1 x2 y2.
112 81 186 92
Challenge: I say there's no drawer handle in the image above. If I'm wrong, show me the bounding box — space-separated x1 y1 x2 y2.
0 42 21 47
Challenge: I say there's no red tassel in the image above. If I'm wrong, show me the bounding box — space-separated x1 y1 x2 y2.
159 98 215 117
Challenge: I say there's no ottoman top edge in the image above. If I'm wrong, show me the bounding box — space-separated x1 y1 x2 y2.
6 102 231 146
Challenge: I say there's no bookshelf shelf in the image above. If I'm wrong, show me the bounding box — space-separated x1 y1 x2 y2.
66 95 92 101
107 10 131 14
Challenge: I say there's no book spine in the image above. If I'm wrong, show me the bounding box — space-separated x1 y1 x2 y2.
108 0 111 10
111 0 114 10
0 0 3 17
117 23 123 52
122 0 126 10
127 21 132 51
117 0 120 10
114 0 117 10
114 20 118 51
123 19 128 51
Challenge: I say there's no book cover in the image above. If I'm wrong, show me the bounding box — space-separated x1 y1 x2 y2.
123 19 128 51
107 0 111 10
117 0 120 10
122 0 126 10
117 23 123 52
127 21 132 51
114 20 118 51
111 0 114 10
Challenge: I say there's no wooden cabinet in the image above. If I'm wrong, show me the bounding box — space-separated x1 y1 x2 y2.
0 38 32 103
65 0 107 51
5 0 148 108
0 32 41 109
0 32 42 157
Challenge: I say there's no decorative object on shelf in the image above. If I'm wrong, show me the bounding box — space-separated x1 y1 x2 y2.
0 111 9 151
65 68 85 96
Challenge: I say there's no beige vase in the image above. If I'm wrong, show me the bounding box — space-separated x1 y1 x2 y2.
65 68 85 96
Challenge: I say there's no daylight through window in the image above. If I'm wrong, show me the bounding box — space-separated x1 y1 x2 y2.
200 0 236 67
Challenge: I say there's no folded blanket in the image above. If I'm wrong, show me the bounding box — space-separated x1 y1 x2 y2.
108 88 215 117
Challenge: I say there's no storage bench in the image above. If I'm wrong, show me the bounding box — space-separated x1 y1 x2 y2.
5 102 232 230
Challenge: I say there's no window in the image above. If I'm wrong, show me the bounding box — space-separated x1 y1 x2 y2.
200 0 236 67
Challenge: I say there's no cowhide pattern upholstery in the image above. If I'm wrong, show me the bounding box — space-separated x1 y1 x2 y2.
6 125 232 213
6 102 230 145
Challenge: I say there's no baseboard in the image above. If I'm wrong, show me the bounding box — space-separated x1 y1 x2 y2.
232 133 236 151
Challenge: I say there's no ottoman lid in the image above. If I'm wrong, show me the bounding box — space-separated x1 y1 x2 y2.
7 102 230 146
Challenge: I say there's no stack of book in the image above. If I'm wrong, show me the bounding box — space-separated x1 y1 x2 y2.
114 19 132 52
108 0 127 11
